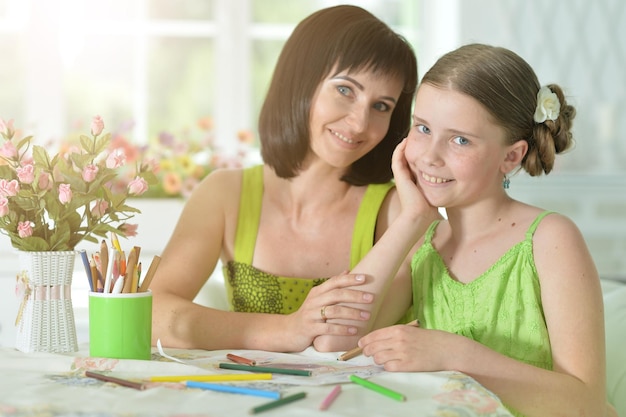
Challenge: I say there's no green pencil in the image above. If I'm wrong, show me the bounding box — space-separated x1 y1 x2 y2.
349 374 406 401
218 362 312 376
250 391 307 414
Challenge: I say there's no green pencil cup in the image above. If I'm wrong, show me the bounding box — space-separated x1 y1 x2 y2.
89 291 152 360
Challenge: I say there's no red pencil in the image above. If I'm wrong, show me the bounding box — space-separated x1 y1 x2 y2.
226 353 256 366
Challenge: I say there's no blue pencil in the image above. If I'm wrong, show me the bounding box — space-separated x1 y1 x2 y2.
185 381 281 399
79 249 94 291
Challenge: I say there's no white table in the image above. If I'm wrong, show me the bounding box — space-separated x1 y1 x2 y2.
0 344 514 417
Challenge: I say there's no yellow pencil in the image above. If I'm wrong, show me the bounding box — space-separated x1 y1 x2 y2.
149 373 273 382
110 231 122 252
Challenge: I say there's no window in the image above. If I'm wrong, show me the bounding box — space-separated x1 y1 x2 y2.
0 0 418 151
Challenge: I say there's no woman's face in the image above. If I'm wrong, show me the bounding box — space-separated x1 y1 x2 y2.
308 68 403 169
404 83 511 209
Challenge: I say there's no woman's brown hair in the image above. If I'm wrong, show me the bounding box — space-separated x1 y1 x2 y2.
259 5 418 185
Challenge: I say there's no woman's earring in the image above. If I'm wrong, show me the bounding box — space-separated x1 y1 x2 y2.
503 175 510 189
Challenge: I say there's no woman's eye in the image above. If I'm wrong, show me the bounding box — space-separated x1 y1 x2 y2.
453 136 469 145
373 102 390 112
337 85 352 96
417 124 430 134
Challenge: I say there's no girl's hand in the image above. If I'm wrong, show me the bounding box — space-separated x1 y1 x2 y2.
392 139 436 221
284 272 375 351
358 324 456 372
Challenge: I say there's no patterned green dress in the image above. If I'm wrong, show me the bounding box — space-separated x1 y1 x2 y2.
223 165 394 314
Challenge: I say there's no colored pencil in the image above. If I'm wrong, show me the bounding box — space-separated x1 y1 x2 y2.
138 255 160 292
338 319 420 361
186 381 280 399
227 353 256 366
85 371 146 390
349 374 406 402
250 392 307 414
319 385 342 410
150 373 272 382
337 345 363 361
218 363 312 376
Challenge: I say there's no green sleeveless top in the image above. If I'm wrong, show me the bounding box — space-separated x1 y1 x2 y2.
411 211 554 417
223 165 394 314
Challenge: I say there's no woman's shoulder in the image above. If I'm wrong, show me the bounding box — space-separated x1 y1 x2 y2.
188 167 247 209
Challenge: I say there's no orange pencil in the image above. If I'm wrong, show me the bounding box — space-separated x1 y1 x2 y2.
227 353 256 366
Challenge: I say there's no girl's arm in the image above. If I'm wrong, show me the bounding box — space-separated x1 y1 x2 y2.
314 139 440 352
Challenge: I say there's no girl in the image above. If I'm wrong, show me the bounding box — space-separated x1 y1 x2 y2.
326 44 613 416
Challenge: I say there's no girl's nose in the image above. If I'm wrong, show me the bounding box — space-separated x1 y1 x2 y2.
420 139 444 167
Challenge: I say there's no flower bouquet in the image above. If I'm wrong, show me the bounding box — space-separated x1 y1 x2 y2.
0 116 156 251
0 115 156 353
104 116 254 199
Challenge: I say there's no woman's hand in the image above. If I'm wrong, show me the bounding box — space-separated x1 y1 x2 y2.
283 272 375 351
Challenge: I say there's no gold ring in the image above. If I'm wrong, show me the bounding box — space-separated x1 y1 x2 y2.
321 305 327 321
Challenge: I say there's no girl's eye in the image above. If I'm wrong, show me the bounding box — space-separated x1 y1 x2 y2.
417 124 430 134
453 136 469 145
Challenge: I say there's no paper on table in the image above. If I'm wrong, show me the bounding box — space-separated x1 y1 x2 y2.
155 343 384 386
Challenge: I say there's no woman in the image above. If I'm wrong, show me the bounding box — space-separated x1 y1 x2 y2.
150 5 438 352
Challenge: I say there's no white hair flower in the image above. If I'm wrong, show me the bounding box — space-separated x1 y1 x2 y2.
533 86 560 123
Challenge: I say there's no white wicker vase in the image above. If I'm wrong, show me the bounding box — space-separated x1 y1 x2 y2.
15 251 78 353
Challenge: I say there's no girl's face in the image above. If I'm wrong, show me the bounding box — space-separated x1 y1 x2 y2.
308 68 403 169
404 83 512 209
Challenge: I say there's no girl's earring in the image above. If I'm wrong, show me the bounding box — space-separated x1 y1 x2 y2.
503 175 510 189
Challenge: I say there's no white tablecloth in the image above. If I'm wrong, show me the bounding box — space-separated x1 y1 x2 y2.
0 344 515 417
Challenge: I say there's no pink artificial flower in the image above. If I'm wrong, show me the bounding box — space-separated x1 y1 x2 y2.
82 164 99 183
17 221 33 238
181 177 199 199
162 172 182 195
127 176 148 196
0 118 15 138
0 179 19 197
16 164 35 184
91 115 105 136
90 199 109 219
119 223 138 237
237 129 255 144
0 196 8 217
0 140 17 159
38 172 52 191
58 183 72 204
106 148 126 169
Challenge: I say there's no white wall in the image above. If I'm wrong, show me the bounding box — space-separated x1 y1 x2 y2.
418 0 626 280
